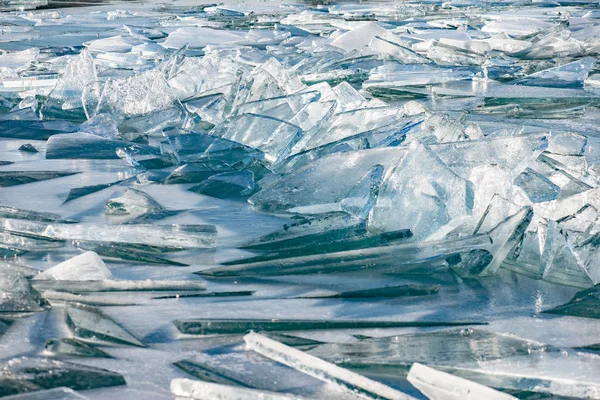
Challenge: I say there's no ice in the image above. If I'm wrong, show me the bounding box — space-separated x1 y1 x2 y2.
543 285 600 319
0 218 217 249
0 171 79 187
0 357 125 397
407 363 517 400
295 284 440 299
199 234 492 276
44 338 113 358
1 387 90 400
369 142 474 241
175 318 482 335
1 0 600 398
189 171 255 200
65 302 145 347
32 279 206 293
171 379 310 400
104 189 164 219
307 328 550 369
514 168 561 203
0 267 49 313
33 251 111 282
244 331 417 400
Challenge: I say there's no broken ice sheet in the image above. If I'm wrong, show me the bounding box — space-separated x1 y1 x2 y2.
188 171 256 200
244 331 417 400
200 234 492 277
65 302 145 347
307 328 552 372
0 357 125 397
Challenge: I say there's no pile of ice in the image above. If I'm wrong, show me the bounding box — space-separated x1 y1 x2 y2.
1 0 600 399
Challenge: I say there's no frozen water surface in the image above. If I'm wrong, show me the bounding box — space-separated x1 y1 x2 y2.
1 0 600 398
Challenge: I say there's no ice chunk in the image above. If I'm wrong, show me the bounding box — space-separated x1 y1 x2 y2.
0 48 39 71
369 142 473 241
174 318 482 335
0 357 125 397
173 360 254 388
78 113 119 140
331 22 388 52
46 132 158 160
33 252 112 282
547 132 587 156
33 279 205 293
94 69 184 136
43 50 97 116
0 171 79 187
189 171 255 199
44 338 113 358
162 27 245 49
407 363 517 400
340 164 384 219
63 180 126 204
250 148 406 212
105 189 163 217
0 218 217 249
0 268 49 313
153 291 252 300
541 221 594 288
18 143 37 153
514 168 560 203
295 284 440 299
543 285 600 319
171 379 310 400
0 206 76 224
75 241 187 266
211 113 302 163
453 207 533 277
244 332 417 400
511 58 596 89
65 303 145 347
200 234 491 277
308 328 550 370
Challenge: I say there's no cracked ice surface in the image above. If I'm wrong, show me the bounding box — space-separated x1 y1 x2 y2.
1 0 600 399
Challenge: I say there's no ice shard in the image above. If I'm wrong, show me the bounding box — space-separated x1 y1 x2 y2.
105 189 163 218
543 285 600 319
0 219 216 249
0 206 77 224
244 332 417 400
0 357 125 397
33 279 206 293
514 168 561 203
174 318 484 335
0 171 79 187
407 363 517 400
33 252 112 282
188 171 256 199
307 328 550 370
200 234 492 277
0 268 49 313
44 338 113 358
294 284 440 299
65 303 145 347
